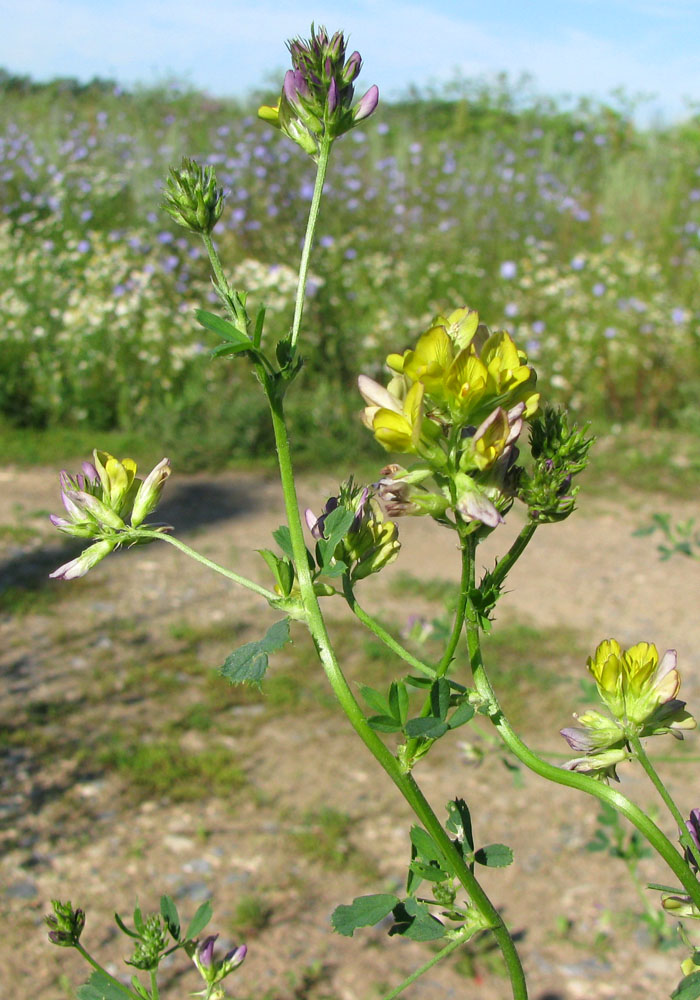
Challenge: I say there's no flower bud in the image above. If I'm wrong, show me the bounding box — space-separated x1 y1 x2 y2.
131 458 172 527
163 157 225 235
45 900 86 947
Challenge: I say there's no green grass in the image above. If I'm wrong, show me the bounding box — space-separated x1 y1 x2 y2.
2 73 700 468
97 735 246 802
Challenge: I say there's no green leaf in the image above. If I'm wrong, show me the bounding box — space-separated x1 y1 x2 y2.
359 684 391 716
76 971 131 1000
273 526 315 571
195 309 250 347
448 701 475 729
409 859 449 882
317 505 354 571
671 971 700 1000
211 340 258 359
331 893 399 937
389 681 409 726
258 549 294 597
114 911 140 939
131 976 151 1000
185 900 213 941
220 619 291 687
389 898 447 941
405 716 448 739
648 882 685 894
367 714 404 733
430 677 451 721
253 305 266 348
160 895 180 940
474 843 513 868
132 905 145 935
410 826 448 868
272 525 295 560
446 798 474 852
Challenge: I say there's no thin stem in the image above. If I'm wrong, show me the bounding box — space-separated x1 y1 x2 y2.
137 530 277 601
629 733 700 871
289 137 332 351
436 535 472 677
74 944 137 998
201 233 232 313
268 395 528 999
463 538 700 908
402 537 472 761
341 577 437 679
488 521 538 591
380 932 471 1000
149 969 159 1000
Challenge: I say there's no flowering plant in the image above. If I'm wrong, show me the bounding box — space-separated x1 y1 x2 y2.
46 25 700 1000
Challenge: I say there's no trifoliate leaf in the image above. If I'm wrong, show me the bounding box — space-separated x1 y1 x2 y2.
220 619 291 687
331 894 399 936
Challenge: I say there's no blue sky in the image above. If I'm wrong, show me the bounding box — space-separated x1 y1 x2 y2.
1 0 698 122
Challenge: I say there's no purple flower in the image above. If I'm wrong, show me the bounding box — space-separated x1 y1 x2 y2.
500 261 517 279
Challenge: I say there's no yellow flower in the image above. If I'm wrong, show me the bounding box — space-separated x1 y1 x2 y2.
587 638 694 731
358 375 425 454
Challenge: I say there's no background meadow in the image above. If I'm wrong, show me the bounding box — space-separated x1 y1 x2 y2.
1 70 699 480
3 68 700 1000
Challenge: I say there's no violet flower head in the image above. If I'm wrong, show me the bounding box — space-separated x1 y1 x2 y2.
259 25 379 154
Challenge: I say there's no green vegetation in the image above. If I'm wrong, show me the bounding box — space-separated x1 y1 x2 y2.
1 73 699 472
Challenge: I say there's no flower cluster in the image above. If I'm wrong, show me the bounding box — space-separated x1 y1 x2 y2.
191 934 247 1000
561 639 695 780
259 25 379 156
359 307 539 529
305 479 400 581
49 450 171 579
45 900 85 948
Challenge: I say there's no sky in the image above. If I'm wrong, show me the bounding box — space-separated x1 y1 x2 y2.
1 0 699 123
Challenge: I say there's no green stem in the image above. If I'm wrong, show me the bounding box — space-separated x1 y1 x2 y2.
629 733 700 871
488 521 538 591
341 577 437 679
201 233 232 311
403 537 472 761
463 540 700 908
268 395 528 999
138 530 277 601
380 932 471 1000
75 944 137 998
289 137 331 351
149 969 159 1000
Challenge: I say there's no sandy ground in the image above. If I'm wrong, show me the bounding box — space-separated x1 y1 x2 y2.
1 464 699 1000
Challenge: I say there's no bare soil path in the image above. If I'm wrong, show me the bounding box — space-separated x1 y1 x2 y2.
1 465 699 1000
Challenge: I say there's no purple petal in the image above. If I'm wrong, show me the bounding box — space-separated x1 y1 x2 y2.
353 84 379 122
197 934 218 968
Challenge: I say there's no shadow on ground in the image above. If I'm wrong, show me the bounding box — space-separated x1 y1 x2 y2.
0 478 265 598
